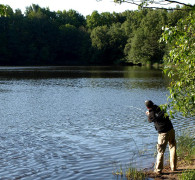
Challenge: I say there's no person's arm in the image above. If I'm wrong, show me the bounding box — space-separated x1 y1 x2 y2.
146 110 154 123
148 111 155 123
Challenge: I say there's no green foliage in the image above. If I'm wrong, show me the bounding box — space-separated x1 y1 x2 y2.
161 11 195 117
0 4 13 17
125 9 167 64
91 23 127 64
167 6 190 26
91 25 109 50
86 11 102 29
0 4 91 66
0 3 192 66
56 9 86 28
86 11 125 30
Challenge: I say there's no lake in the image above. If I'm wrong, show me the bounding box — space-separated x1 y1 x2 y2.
0 66 194 180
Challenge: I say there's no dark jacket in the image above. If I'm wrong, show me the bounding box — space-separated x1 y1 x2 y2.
148 105 173 133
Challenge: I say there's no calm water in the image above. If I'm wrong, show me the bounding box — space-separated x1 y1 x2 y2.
0 66 194 180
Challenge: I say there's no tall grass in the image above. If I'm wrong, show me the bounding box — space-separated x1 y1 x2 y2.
125 167 146 180
113 164 146 180
177 132 195 180
177 132 195 164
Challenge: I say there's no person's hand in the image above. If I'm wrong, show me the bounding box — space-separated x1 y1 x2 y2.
146 111 149 116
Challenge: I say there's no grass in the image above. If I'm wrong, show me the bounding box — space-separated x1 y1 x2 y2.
177 131 195 164
125 167 146 180
179 170 195 180
113 164 146 180
176 131 195 180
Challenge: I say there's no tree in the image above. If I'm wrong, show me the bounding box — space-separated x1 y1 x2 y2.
56 9 86 28
167 5 189 26
160 11 195 117
86 11 104 30
90 23 127 65
0 4 13 17
56 24 91 65
86 11 125 31
124 9 167 64
121 9 147 38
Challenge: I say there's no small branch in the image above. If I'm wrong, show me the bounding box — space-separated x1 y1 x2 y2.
121 0 140 6
165 0 194 7
116 0 194 10
142 6 192 11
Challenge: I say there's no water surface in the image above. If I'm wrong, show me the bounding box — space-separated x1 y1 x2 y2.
0 66 194 180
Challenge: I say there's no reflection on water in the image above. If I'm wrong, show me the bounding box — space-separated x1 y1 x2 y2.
0 66 194 180
0 66 164 79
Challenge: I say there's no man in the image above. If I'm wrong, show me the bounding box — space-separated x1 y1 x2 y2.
145 100 177 174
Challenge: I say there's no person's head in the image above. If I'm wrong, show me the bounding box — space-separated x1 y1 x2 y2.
145 100 154 109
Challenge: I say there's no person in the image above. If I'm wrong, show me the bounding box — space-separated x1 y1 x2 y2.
145 100 177 174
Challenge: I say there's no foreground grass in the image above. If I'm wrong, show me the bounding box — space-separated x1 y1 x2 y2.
177 132 195 180
177 132 195 164
113 164 146 180
179 170 195 180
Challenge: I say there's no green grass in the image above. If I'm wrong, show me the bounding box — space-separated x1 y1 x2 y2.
113 164 146 180
179 170 195 180
125 167 146 180
177 132 195 180
177 132 195 163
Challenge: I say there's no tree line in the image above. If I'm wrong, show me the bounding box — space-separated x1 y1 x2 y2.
0 4 191 66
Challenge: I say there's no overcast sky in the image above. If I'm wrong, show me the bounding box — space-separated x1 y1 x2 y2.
1 0 194 16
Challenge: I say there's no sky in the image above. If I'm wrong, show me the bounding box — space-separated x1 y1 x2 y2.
0 0 194 16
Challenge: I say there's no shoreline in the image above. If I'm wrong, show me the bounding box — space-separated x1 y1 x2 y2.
144 157 195 180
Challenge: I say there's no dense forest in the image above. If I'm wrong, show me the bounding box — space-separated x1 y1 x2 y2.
0 4 191 66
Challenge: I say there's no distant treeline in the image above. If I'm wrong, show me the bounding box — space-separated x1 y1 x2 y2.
0 4 191 66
